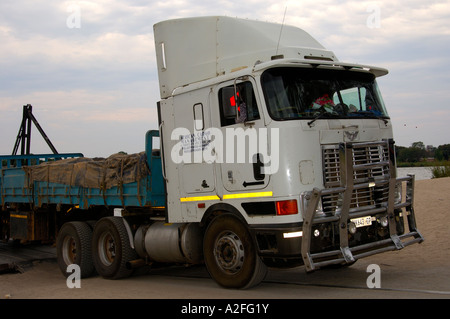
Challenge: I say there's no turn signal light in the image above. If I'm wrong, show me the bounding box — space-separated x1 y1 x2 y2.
276 199 298 215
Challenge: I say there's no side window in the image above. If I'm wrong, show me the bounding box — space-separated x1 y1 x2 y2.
218 82 260 126
193 103 204 130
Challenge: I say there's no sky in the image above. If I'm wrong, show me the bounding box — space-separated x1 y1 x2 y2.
1 0 449 157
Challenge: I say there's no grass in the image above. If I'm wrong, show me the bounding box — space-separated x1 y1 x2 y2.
397 160 450 167
431 165 450 179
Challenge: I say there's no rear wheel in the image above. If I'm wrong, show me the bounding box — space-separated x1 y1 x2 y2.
203 214 267 289
92 217 137 279
56 221 95 278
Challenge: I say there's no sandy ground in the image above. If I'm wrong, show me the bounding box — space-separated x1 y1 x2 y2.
0 177 449 300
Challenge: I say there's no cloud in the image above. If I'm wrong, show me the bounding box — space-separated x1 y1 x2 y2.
1 0 449 157
0 1 162 156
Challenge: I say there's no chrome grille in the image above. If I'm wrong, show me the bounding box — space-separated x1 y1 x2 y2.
322 142 390 214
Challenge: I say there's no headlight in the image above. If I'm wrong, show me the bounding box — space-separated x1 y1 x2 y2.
348 222 357 234
378 216 389 227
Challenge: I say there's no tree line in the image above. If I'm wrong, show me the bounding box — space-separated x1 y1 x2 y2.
396 142 450 163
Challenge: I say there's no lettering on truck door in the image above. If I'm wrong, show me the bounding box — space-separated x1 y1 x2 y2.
169 88 217 221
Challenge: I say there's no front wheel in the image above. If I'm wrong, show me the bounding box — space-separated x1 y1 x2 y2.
203 214 267 289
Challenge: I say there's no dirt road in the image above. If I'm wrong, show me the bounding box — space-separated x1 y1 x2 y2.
1 177 450 300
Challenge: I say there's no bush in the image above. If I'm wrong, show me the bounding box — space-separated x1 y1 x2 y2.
431 164 450 179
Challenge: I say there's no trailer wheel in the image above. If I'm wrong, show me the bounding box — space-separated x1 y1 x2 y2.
92 217 137 279
56 221 95 278
203 214 267 289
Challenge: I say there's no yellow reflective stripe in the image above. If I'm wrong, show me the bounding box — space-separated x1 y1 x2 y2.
223 191 273 200
180 191 273 202
180 195 220 202
10 214 27 219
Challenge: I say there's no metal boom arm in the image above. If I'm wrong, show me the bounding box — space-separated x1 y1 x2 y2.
12 104 58 155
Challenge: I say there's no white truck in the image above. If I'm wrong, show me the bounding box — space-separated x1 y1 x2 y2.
1 16 423 289
155 16 423 288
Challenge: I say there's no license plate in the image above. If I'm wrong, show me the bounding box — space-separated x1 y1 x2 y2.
351 216 373 228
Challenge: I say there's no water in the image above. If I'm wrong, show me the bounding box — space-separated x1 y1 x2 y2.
397 167 433 180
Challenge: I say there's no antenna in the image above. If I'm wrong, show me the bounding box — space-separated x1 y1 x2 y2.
275 6 288 56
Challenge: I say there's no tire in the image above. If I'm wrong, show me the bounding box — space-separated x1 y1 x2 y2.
56 221 95 278
203 214 268 289
92 216 137 279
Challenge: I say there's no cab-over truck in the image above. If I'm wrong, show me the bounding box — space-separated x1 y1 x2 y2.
0 16 423 288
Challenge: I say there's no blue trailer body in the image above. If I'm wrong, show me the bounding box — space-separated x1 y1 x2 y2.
0 130 165 211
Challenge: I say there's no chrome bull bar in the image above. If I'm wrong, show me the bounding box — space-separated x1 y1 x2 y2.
301 140 424 272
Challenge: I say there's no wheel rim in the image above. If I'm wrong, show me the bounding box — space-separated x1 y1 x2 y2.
98 231 116 266
62 236 76 265
213 231 245 274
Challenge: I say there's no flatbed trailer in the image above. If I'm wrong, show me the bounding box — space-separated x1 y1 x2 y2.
1 130 164 211
1 130 164 245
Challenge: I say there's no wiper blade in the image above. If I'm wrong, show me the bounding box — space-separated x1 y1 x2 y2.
307 106 335 127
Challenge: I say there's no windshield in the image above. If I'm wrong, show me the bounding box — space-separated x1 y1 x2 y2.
261 67 389 121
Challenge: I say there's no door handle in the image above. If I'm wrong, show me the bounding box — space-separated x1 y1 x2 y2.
252 153 265 181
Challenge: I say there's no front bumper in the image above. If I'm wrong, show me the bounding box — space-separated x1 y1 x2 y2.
300 173 423 272
250 140 424 271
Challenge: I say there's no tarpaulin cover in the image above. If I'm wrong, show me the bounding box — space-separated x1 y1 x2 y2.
24 152 149 189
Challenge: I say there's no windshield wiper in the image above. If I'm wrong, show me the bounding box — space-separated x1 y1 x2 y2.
307 106 334 127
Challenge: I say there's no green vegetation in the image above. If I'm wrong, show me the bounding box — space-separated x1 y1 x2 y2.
396 160 450 168
396 142 450 178
431 164 450 179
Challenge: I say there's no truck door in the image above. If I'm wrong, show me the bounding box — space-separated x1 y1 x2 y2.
215 78 271 192
176 99 216 197
158 87 217 222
